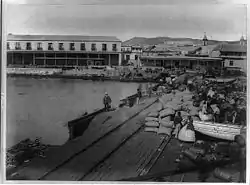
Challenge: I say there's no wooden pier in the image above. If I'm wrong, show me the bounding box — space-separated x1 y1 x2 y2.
8 97 170 181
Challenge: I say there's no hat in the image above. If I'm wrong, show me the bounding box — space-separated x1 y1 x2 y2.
105 92 108 95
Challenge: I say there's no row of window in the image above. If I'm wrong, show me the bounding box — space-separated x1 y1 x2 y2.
7 42 117 52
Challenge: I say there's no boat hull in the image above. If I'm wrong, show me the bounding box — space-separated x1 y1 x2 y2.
193 120 246 141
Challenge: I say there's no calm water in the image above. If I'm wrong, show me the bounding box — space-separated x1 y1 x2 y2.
7 77 142 148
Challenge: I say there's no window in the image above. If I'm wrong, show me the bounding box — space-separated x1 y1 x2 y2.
15 42 21 50
48 43 53 50
7 42 10 50
91 43 96 51
59 43 64 51
37 43 43 50
112 44 117 51
26 42 32 50
102 44 107 51
229 61 234 66
81 43 86 51
70 43 75 50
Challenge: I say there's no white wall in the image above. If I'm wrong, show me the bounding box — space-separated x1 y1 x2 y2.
224 58 247 72
7 40 121 52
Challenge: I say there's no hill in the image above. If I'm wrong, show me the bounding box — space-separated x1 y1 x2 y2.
122 37 240 47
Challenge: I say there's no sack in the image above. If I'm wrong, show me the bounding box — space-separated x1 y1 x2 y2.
145 117 158 122
180 111 189 116
161 116 172 122
156 102 164 112
159 108 175 118
144 127 158 133
148 111 159 118
145 121 159 127
160 120 174 128
178 124 196 142
189 107 199 116
157 125 173 135
192 116 200 121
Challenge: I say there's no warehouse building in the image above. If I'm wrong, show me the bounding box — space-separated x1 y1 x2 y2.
7 34 122 67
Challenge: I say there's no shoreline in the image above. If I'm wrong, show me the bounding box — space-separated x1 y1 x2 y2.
7 73 158 83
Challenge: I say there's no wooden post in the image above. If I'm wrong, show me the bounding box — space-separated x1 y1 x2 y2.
33 53 35 65
108 54 111 66
22 53 24 65
44 52 46 67
12 52 14 65
76 54 79 66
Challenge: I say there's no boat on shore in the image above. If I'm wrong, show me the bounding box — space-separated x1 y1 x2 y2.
193 120 246 141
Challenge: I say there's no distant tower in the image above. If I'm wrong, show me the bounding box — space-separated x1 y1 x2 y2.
202 32 208 46
240 35 245 46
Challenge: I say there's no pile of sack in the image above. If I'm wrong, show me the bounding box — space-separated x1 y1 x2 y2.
144 90 201 137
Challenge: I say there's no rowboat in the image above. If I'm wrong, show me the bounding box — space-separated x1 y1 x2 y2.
193 120 246 141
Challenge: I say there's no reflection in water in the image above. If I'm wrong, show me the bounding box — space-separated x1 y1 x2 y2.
7 77 142 148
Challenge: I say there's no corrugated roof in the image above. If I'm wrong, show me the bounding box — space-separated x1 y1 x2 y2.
213 43 247 52
7 34 121 42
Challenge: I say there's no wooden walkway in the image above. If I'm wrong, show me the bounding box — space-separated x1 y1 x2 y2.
8 97 172 181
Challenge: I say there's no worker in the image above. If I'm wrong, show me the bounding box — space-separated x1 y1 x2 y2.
137 88 142 104
103 92 112 111
234 134 246 182
173 111 183 138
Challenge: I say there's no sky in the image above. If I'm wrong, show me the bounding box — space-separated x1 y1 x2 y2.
4 0 248 41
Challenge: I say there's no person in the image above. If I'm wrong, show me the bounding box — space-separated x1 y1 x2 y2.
207 87 215 99
137 88 142 104
148 82 152 97
103 92 112 111
173 112 183 138
234 134 246 182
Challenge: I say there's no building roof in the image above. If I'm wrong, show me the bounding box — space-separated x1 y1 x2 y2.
7 34 121 42
213 43 247 53
140 55 222 61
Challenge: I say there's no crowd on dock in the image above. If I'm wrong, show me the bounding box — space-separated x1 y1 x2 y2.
141 73 246 182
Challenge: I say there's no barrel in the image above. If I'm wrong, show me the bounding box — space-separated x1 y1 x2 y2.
183 149 200 161
189 147 206 156
213 168 232 182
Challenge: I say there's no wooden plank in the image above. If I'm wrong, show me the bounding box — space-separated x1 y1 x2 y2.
10 97 157 180
82 103 165 181
42 101 159 180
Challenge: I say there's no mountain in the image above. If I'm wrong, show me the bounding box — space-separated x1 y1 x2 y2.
122 37 240 47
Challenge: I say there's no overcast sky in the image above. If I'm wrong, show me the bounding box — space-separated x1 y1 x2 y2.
5 0 247 41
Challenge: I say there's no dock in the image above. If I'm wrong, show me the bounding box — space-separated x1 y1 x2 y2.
7 91 243 182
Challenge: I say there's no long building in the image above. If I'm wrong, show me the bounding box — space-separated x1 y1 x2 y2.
7 34 122 67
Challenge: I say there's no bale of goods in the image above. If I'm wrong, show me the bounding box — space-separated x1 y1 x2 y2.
163 103 180 111
182 95 193 101
157 125 173 136
178 124 196 142
144 127 158 133
145 117 158 122
192 116 200 121
160 120 174 128
159 108 175 118
180 111 189 117
147 111 159 118
156 102 164 112
198 111 214 121
145 121 159 127
178 85 186 92
160 116 171 122
189 108 199 116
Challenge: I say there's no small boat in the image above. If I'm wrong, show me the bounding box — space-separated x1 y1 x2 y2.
193 120 246 141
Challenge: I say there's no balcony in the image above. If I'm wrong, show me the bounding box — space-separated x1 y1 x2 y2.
26 47 32 50
91 48 97 52
37 47 43 51
15 47 21 50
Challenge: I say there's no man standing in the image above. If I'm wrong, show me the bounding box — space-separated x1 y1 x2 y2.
137 88 142 104
103 92 112 111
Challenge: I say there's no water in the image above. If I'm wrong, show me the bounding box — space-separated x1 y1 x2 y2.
6 77 142 148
